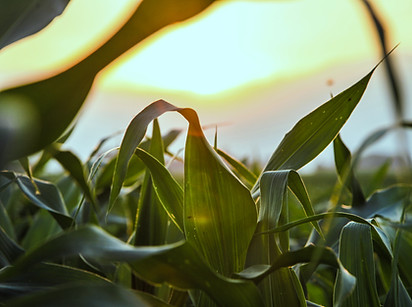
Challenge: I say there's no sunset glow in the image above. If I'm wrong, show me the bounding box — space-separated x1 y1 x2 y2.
1 0 411 98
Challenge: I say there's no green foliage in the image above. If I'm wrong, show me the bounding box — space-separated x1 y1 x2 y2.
1 1 411 306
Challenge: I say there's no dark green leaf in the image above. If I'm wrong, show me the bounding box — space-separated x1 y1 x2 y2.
15 174 73 229
337 222 380 307
3 282 155 307
0 226 263 307
333 134 365 206
52 148 96 207
0 0 70 49
0 226 24 267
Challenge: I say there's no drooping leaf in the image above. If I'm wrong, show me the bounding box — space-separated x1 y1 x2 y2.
0 226 24 267
0 262 110 300
3 282 160 307
14 174 73 229
337 222 380 307
0 0 70 49
0 225 263 307
239 245 355 292
352 185 412 222
333 134 365 206
110 101 179 209
110 100 257 283
51 148 96 207
0 0 214 165
252 69 376 193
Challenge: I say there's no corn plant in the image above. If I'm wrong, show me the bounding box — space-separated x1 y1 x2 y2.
1 1 412 306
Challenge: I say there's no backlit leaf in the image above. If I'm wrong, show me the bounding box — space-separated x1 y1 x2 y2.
134 148 183 232
253 69 376 193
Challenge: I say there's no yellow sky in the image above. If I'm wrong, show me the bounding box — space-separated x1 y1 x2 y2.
0 0 411 98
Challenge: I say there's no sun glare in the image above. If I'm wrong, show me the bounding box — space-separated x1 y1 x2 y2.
0 0 411 98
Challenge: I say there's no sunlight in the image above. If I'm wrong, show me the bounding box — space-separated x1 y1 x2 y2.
0 0 411 97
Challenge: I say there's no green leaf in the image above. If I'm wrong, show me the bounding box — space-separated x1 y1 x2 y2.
20 209 60 251
253 69 376 193
0 200 15 239
352 185 412 221
0 0 70 49
134 119 169 246
0 226 24 267
110 101 180 209
0 262 110 300
239 245 356 307
246 170 311 306
51 148 96 207
181 107 257 277
337 222 380 307
0 0 214 164
134 148 183 232
15 174 73 229
333 134 365 206
0 226 263 307
256 212 373 236
3 282 158 307
216 148 258 187
111 100 257 281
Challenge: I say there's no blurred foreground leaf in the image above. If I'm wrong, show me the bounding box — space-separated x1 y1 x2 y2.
0 0 70 49
0 0 214 165
0 225 263 306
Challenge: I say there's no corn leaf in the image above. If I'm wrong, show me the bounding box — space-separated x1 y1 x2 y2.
0 0 70 49
134 148 183 232
51 148 96 207
0 0 214 164
253 69 376 193
336 222 380 307
333 134 365 206
0 225 263 307
181 107 257 277
110 101 179 209
134 119 169 246
110 100 257 283
14 174 73 229
238 245 355 295
0 226 24 267
3 282 163 307
246 170 310 306
0 200 15 239
216 148 258 187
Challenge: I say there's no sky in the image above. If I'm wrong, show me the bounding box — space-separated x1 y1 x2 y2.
1 0 412 169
